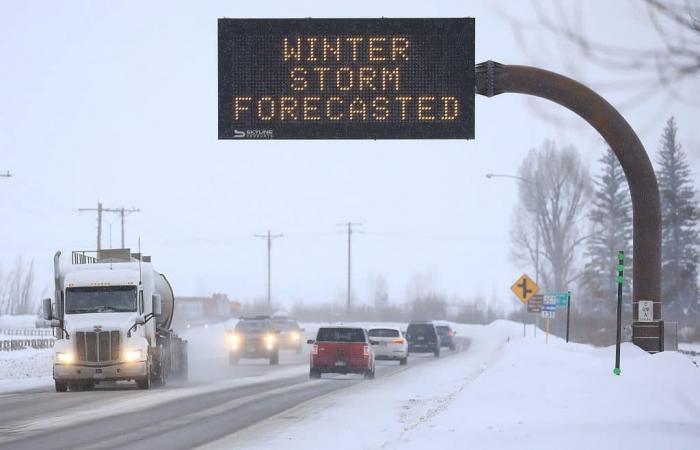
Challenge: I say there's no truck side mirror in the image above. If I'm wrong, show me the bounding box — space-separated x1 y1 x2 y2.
152 294 162 317
42 298 53 321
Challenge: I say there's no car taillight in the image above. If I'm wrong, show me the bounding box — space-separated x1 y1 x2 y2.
312 344 318 356
393 338 405 344
363 345 369 357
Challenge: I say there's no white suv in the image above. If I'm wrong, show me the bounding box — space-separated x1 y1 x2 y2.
368 327 408 365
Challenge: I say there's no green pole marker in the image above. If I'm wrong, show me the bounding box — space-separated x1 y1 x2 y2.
614 251 624 376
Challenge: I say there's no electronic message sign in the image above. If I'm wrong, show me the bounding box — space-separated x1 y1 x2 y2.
218 18 475 140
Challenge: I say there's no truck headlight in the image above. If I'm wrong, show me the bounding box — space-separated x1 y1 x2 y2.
265 334 276 350
56 352 74 364
228 334 240 349
290 331 300 342
124 350 143 362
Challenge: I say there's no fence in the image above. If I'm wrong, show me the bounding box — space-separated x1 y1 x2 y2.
0 328 55 352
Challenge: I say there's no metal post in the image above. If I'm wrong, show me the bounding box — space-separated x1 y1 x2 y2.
545 317 550 344
255 230 283 310
476 62 662 353
97 202 103 252
615 251 624 375
120 208 125 249
566 291 571 343
267 230 272 308
347 222 352 312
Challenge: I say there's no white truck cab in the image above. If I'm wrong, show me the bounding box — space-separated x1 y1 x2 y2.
44 249 187 391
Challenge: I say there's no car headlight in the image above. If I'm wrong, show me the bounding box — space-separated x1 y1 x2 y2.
265 334 276 349
228 334 240 349
124 349 143 362
56 352 74 364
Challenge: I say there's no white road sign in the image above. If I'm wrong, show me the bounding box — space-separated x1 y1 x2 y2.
638 300 654 322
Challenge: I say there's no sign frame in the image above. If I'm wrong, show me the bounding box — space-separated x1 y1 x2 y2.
218 18 475 140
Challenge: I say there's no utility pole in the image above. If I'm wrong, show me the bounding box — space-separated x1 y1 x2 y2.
337 222 362 312
104 207 141 248
79 203 140 250
79 202 104 251
255 230 283 309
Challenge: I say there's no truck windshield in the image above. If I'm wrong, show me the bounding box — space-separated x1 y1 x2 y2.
65 286 137 314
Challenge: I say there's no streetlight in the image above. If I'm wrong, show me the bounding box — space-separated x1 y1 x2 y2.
486 172 541 338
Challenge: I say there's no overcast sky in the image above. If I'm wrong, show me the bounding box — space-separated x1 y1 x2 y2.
0 0 697 311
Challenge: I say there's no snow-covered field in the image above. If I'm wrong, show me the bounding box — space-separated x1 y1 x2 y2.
208 320 700 450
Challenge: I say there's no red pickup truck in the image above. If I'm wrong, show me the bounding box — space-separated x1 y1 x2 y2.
308 327 375 379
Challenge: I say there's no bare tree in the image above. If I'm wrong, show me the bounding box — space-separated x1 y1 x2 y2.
369 272 389 308
511 141 593 291
498 0 700 106
0 257 38 316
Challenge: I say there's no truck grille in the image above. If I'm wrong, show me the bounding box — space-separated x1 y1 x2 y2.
75 331 121 363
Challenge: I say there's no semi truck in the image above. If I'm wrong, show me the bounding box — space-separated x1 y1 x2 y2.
43 249 188 392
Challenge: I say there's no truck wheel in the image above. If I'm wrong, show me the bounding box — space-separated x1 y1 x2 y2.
309 368 321 379
270 351 279 366
364 368 375 380
137 376 150 390
400 357 408 366
229 353 239 365
434 348 441 358
55 381 68 392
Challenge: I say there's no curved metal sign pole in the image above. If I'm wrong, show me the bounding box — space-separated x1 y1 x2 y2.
475 61 663 353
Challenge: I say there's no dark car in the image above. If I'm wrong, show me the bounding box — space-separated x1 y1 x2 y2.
307 326 375 379
272 318 305 353
406 321 441 357
436 324 456 351
227 316 280 365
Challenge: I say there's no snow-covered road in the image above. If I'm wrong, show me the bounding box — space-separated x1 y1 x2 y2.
208 321 700 450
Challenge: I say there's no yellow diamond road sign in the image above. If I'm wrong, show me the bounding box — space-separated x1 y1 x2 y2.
510 273 540 304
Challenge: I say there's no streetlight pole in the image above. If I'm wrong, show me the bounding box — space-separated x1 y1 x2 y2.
486 173 540 338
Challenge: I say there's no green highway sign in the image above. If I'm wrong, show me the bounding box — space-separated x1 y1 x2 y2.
544 292 569 307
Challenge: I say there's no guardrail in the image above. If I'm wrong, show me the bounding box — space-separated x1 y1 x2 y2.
0 328 54 337
0 338 55 351
679 349 699 368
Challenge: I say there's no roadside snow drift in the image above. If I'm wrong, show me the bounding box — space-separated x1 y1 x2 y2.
214 320 700 450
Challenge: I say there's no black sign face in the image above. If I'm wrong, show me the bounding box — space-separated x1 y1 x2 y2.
218 18 475 140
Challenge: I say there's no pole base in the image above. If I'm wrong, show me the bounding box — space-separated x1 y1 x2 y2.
613 367 621 376
632 321 664 353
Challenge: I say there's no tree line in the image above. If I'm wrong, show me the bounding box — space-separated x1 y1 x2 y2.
511 117 700 343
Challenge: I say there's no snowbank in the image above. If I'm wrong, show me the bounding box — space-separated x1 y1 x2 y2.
218 320 700 450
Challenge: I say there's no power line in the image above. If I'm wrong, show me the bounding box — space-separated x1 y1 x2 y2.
254 230 284 309
337 222 362 312
78 202 141 250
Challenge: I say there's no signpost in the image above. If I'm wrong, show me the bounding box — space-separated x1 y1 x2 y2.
511 274 539 338
218 18 475 140
542 295 557 344
614 251 624 376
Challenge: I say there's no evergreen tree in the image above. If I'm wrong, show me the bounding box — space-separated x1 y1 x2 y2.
583 149 633 313
656 117 700 323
